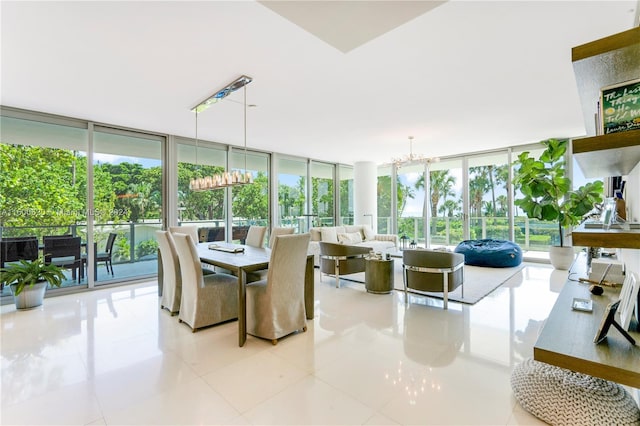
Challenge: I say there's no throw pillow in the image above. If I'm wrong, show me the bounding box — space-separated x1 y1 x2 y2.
337 232 364 244
320 227 338 243
347 231 363 243
362 226 375 241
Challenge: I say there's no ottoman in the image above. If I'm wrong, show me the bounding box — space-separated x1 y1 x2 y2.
511 358 640 425
454 239 522 267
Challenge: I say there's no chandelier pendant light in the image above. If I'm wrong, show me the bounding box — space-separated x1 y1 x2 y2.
189 75 254 191
389 136 440 168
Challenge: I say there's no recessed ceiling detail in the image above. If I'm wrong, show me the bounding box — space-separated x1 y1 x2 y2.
258 0 446 53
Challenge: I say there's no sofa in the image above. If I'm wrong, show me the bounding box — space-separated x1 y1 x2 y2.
308 225 398 266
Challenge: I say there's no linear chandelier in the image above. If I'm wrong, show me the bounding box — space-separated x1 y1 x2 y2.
189 75 254 191
389 136 440 168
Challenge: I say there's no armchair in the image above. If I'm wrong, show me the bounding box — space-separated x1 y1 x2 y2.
319 241 372 288
402 249 464 309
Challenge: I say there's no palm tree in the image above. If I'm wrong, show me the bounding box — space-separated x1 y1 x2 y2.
417 170 456 234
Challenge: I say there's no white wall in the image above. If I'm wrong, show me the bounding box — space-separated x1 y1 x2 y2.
620 161 639 279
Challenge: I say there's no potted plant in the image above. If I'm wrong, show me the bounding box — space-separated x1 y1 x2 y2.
0 258 66 309
513 138 604 269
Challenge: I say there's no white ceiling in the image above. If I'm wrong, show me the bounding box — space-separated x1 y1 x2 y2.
1 1 638 165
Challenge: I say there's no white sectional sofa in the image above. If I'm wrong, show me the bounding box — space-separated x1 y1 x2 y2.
308 225 398 266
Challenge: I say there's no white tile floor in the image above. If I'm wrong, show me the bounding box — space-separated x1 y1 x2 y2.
1 264 570 425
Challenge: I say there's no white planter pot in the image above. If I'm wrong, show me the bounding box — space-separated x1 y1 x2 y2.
549 246 575 270
10 281 47 310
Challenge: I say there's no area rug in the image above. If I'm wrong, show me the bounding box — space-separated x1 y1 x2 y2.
342 261 526 305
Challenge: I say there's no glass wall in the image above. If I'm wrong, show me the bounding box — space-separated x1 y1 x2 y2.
176 139 226 240
231 150 269 243
396 163 426 246
93 127 163 284
429 159 464 248
339 165 354 225
1 114 89 294
377 165 393 234
311 162 335 227
277 158 308 233
468 152 510 241
512 145 556 251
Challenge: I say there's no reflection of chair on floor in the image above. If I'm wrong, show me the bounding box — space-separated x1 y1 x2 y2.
403 305 465 367
44 236 84 282
319 242 371 288
245 225 267 248
95 233 116 279
246 233 310 345
403 249 464 309
173 233 238 332
156 231 181 315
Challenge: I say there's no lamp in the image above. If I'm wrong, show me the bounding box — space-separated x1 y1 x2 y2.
388 136 440 168
189 75 254 191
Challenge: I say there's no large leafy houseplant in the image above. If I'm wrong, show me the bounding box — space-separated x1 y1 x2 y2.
0 257 66 295
513 138 604 247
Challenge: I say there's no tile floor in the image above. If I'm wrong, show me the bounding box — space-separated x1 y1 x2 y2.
0 264 598 425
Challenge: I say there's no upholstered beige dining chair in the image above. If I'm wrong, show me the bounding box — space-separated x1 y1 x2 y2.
268 227 294 248
173 233 239 332
157 230 182 315
245 225 267 248
169 225 200 244
246 233 310 345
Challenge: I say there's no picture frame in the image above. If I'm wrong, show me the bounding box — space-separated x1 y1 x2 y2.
594 300 620 344
593 300 636 345
618 272 639 331
599 78 640 135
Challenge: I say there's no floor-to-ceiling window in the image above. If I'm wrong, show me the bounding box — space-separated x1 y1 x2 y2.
429 159 464 248
277 157 308 233
311 162 335 227
512 144 555 252
1 114 88 294
93 127 163 284
396 163 426 246
377 165 393 234
468 152 510 241
231 149 269 243
339 165 354 225
176 138 227 240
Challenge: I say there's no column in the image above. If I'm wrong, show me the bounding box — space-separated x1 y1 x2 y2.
354 161 377 232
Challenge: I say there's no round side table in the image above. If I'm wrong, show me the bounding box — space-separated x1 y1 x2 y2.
365 258 394 294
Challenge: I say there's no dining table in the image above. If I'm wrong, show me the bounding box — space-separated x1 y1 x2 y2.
196 242 314 346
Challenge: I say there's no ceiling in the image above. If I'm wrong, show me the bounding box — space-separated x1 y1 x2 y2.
1 1 638 165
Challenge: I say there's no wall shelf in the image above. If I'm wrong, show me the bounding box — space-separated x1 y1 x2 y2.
573 130 640 178
572 224 640 249
570 27 640 249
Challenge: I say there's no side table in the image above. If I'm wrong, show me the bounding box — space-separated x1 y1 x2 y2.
365 258 394 294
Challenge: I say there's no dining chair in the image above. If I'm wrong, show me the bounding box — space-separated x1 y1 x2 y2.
246 233 310 345
95 233 117 277
1 236 38 269
169 225 200 244
43 236 84 282
245 226 267 248
156 230 181 315
173 233 238 332
268 227 294 248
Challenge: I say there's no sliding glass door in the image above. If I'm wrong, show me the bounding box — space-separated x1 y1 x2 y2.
93 127 164 284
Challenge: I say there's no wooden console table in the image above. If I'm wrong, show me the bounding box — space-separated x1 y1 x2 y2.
534 268 640 388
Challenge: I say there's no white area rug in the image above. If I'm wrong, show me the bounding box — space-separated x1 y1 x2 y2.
342 261 526 305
